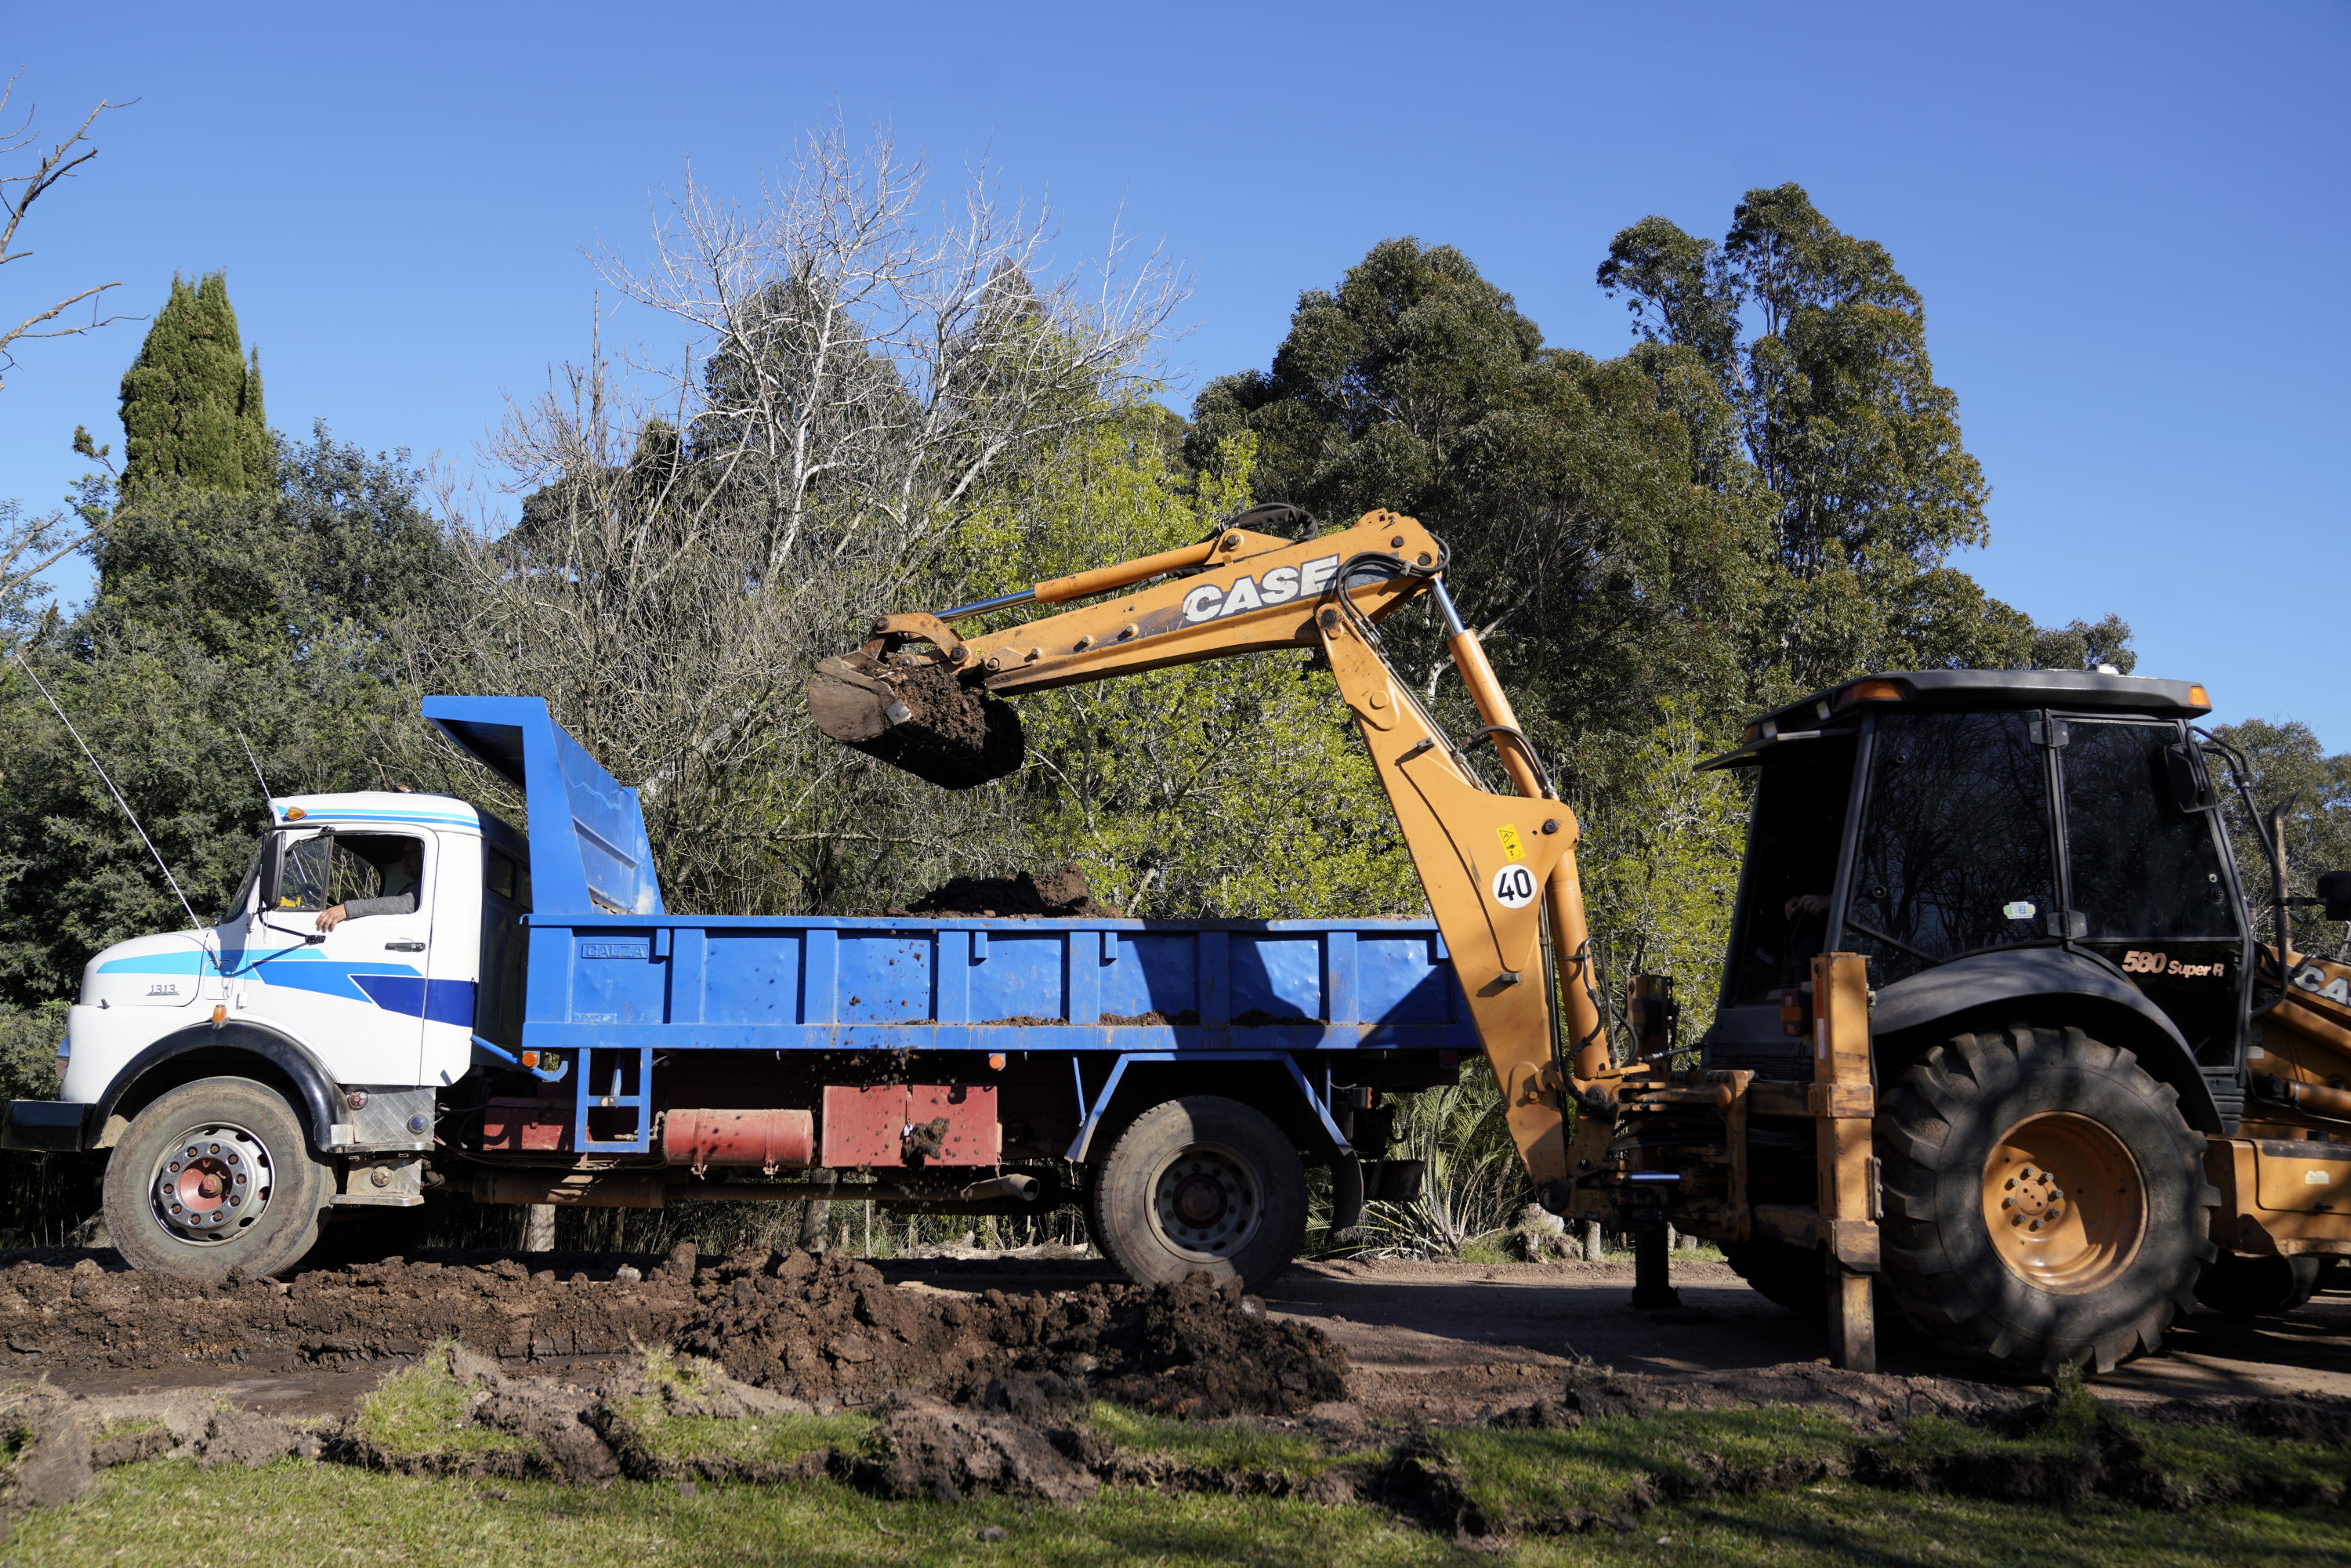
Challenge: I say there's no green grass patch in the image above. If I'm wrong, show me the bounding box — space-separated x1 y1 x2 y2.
1438 1407 1858 1526
1088 1403 1339 1476
1507 1482 2351 1567
13 1457 2349 1566
353 1353 529 1461
1865 1381 2351 1507
13 1459 1466 1566
634 1410 876 1466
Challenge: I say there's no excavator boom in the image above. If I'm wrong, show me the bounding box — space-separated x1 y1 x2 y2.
808 509 1599 1181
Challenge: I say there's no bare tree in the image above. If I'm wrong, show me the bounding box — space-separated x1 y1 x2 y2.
0 78 136 392
423 124 1186 916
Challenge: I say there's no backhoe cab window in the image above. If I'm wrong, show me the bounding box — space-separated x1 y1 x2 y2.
1848 712 2055 984
2061 721 2235 941
1729 741 1857 1001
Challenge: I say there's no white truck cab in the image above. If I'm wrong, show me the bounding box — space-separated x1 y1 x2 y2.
17 791 531 1276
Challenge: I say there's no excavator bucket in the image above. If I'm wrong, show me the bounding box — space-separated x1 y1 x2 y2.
806 652 1025 790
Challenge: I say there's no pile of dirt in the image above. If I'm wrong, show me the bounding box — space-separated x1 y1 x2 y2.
896 863 1123 918
0 1249 1341 1418
808 652 1025 791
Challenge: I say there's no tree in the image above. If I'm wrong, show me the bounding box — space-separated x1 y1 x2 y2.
117 272 270 494
1597 185 2118 686
1189 238 1777 794
434 123 1185 918
0 78 134 393
0 431 451 1012
952 416 1411 919
2205 719 2351 956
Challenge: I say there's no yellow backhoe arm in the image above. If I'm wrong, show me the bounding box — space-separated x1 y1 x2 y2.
834 509 1607 1183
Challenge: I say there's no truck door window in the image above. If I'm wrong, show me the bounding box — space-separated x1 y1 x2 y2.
273 833 422 912
2061 720 2235 941
1848 712 2056 983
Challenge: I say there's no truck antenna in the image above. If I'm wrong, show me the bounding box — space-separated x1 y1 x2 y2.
234 728 273 799
6 646 202 931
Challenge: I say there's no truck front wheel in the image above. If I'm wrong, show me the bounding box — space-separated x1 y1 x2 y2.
1878 1026 2216 1378
1090 1095 1307 1291
102 1077 333 1280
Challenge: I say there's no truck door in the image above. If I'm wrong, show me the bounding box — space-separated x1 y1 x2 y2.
246 829 436 1085
2055 717 2247 1065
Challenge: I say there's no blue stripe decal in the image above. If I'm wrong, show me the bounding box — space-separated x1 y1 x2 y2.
273 808 478 826
352 974 478 1026
96 953 212 976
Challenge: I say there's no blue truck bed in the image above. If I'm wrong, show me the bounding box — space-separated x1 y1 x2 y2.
425 694 1473 1164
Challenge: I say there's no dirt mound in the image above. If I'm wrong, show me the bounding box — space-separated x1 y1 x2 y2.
897 863 1122 918
0 1248 1342 1419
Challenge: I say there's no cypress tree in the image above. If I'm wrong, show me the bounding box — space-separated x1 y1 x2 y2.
117 271 270 494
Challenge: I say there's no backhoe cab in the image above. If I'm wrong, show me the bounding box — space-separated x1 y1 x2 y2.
812 510 2351 1381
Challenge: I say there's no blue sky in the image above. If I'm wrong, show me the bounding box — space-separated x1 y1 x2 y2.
5 2 2346 743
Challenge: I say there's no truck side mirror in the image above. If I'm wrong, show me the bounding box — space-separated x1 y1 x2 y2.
2165 744 2216 813
257 838 284 914
2317 870 2351 923
257 825 332 914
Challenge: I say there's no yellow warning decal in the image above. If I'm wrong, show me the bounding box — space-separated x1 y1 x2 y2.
1497 823 1525 862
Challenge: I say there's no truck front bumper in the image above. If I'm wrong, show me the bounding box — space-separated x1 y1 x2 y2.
1 1100 93 1153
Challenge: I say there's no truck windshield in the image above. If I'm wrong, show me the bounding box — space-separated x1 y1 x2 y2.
1846 712 2056 983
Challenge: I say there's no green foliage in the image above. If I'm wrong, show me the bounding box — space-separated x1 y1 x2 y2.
0 430 451 1012
117 272 270 495
955 412 1411 918
2206 717 2351 953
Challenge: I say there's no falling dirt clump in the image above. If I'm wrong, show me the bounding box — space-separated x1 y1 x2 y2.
898 863 1123 918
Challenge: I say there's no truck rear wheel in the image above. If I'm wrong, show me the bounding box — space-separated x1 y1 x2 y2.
102 1077 333 1280
1878 1026 2216 1378
1089 1095 1306 1291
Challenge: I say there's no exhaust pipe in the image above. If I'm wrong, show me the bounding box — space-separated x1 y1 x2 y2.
958 1173 1040 1204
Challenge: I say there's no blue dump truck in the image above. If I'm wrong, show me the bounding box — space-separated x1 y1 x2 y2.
4 695 1458 1286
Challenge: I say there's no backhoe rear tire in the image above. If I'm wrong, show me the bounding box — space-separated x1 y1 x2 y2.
2193 1252 2326 1317
1876 1026 2216 1379
103 1076 333 1281
1722 1239 1828 1316
1089 1095 1306 1292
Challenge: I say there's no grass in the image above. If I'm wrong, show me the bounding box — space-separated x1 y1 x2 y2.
634 1410 877 1466
1438 1407 1858 1524
11 1458 2347 1567
1088 1403 1340 1476
16 1371 2348 1564
351 1353 529 1461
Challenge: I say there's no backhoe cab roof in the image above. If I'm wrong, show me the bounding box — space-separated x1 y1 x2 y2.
1701 669 2212 770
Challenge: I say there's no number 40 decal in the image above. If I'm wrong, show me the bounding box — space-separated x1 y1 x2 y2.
1491 864 1538 909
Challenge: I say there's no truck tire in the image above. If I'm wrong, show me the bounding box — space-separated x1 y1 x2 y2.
1721 1239 1827 1315
102 1077 333 1280
2192 1252 2325 1317
1089 1095 1307 1291
1877 1026 2217 1378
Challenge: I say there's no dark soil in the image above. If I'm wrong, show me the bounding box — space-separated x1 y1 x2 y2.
807 652 1025 791
897 863 1123 919
0 1249 1342 1419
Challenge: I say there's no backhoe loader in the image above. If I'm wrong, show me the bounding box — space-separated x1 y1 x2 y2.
811 505 2351 1380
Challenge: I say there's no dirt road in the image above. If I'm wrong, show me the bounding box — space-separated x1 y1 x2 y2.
7 1248 2346 1421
